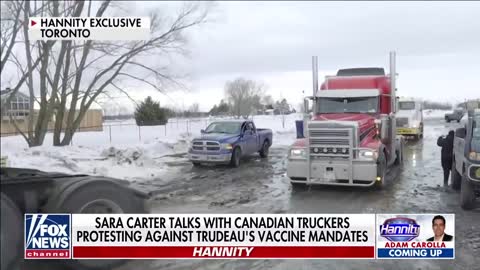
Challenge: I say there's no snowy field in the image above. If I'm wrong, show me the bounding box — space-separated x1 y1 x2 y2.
0 110 449 181
1 114 304 180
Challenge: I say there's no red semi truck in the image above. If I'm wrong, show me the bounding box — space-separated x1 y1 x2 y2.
287 52 404 188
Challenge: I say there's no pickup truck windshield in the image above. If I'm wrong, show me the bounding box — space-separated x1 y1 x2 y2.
399 101 415 110
317 96 378 114
204 122 242 134
472 117 480 152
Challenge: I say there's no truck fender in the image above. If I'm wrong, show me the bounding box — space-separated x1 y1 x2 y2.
379 144 387 157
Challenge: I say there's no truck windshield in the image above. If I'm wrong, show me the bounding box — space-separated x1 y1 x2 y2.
317 96 379 114
204 122 242 134
399 101 415 110
471 117 480 152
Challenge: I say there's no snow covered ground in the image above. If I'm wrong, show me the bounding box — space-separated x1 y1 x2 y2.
0 110 450 181
1 114 303 181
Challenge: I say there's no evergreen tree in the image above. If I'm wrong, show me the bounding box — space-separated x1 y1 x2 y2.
134 96 169 126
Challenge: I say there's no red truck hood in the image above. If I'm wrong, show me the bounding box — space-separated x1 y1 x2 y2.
312 113 376 134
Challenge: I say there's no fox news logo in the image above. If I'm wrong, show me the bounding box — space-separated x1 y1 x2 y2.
25 214 71 259
380 217 420 242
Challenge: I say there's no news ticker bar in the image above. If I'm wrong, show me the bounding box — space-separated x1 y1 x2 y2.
28 17 150 40
24 213 455 259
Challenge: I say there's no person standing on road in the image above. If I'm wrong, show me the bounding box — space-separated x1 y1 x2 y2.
437 130 455 187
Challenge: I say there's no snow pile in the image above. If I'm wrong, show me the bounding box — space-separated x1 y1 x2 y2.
1 114 302 181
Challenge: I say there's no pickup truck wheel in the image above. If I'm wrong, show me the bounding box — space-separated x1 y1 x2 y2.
44 181 147 270
1 193 22 270
230 147 241 167
375 152 387 189
259 141 270 158
451 158 462 191
460 175 476 210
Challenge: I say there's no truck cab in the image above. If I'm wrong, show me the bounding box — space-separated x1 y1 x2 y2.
396 98 424 139
452 109 480 209
445 108 465 123
287 52 404 188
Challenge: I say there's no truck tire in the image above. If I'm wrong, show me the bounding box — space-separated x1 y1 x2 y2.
291 182 306 190
259 140 270 158
394 146 403 165
230 147 241 167
43 181 147 270
460 175 476 210
1 193 22 270
451 158 462 191
375 152 387 189
446 119 451 123
192 162 201 167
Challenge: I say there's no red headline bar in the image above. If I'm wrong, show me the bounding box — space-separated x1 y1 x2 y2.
73 246 375 259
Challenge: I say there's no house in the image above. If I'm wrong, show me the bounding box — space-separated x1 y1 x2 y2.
0 88 30 119
1 88 103 136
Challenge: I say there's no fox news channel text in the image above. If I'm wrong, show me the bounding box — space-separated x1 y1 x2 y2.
28 17 150 40
377 214 455 259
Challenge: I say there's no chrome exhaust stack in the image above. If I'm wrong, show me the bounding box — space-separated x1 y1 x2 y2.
389 51 396 113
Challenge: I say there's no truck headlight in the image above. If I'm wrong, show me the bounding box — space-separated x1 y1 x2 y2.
359 149 378 160
289 148 306 159
469 152 480 161
221 143 233 150
469 165 480 180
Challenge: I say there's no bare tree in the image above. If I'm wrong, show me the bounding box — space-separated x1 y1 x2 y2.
3 0 211 146
224 77 265 119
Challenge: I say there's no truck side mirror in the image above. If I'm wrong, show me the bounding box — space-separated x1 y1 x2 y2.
455 127 466 139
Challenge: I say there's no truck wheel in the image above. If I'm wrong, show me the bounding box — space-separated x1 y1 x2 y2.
259 140 270 158
1 193 22 270
375 152 387 189
291 182 306 190
451 158 462 191
394 142 403 166
230 147 241 167
44 181 147 270
457 119 460 123
460 175 476 210
192 162 201 167
446 119 451 123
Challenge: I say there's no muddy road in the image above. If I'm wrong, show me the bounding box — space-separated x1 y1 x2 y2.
25 117 479 270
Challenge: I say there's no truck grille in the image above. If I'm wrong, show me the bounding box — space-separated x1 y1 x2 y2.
192 141 220 151
396 117 408 127
307 122 356 158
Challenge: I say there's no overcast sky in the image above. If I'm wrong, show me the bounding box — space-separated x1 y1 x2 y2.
12 1 480 113
135 1 479 112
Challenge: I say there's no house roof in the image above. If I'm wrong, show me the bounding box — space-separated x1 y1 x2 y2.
0 89 29 99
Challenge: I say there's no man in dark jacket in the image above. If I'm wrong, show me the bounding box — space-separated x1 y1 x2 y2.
437 130 455 186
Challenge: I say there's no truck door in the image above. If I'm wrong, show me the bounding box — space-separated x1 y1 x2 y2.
243 122 257 154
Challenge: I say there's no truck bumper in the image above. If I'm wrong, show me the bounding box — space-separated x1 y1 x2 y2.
397 127 421 135
188 152 232 164
287 159 378 187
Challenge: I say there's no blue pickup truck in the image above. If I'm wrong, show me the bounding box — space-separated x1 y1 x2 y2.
188 120 273 167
